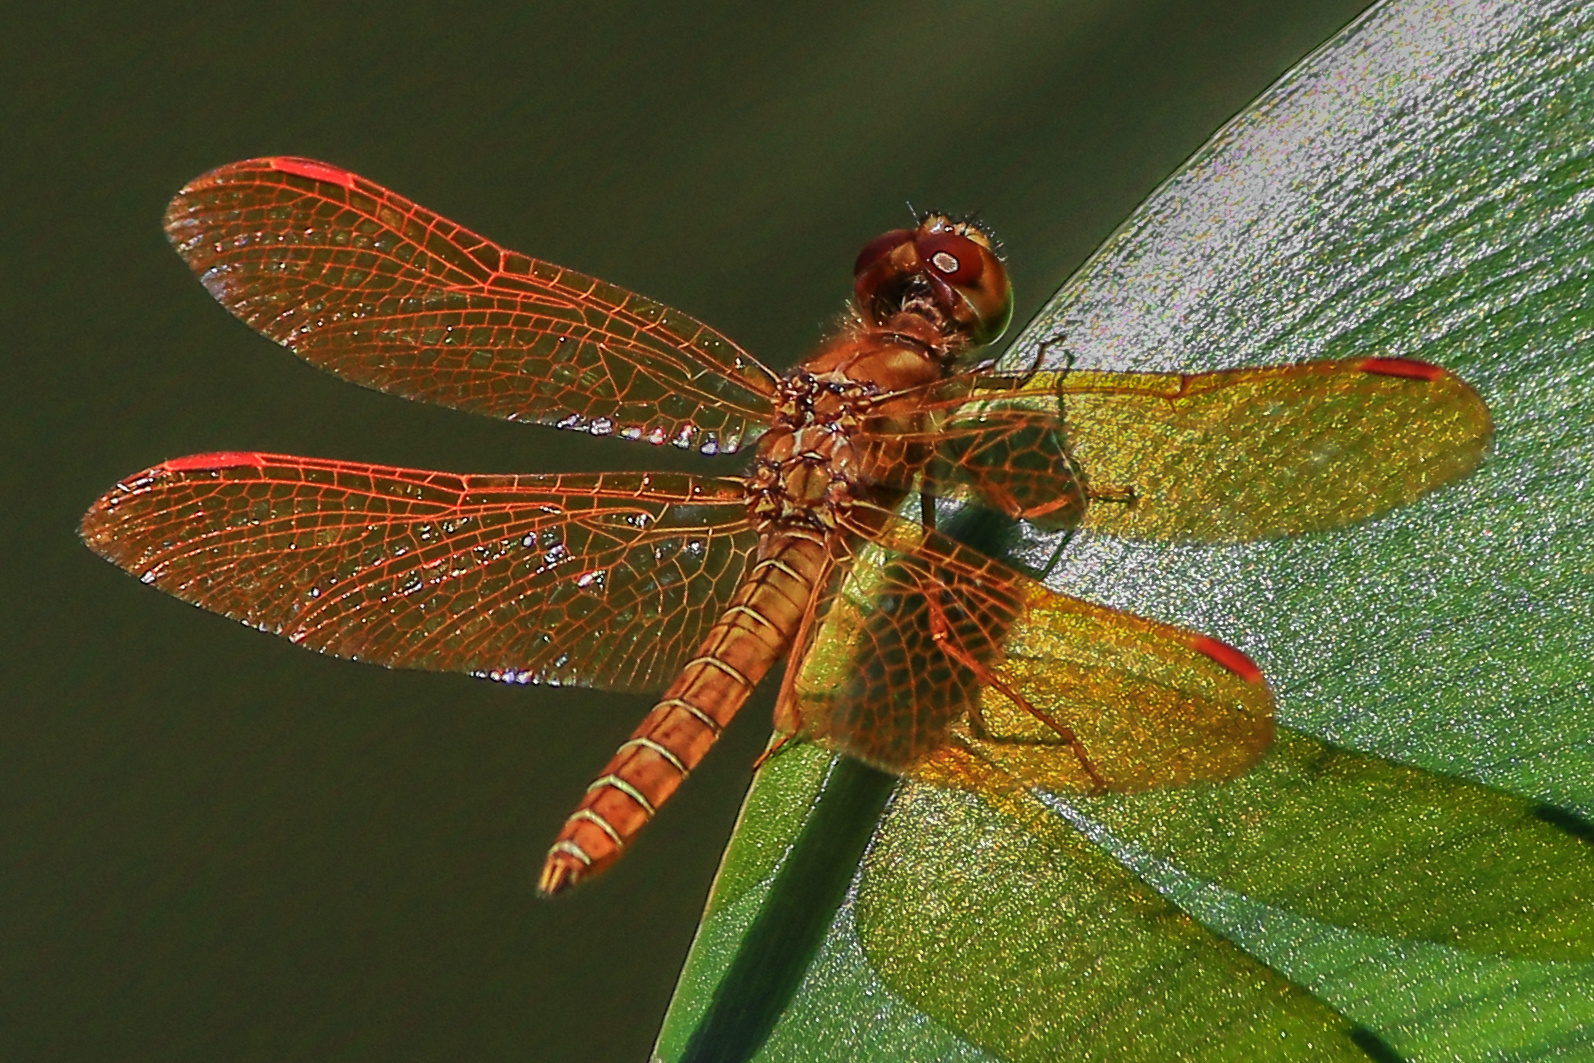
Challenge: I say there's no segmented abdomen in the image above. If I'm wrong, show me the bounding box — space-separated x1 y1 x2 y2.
537 533 828 895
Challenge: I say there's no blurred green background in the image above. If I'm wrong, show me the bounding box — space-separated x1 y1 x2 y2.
1 2 1373 1060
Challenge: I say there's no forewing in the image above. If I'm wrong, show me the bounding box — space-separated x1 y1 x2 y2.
1054 357 1491 541
791 507 1274 793
164 157 779 454
860 358 1489 543
81 454 757 692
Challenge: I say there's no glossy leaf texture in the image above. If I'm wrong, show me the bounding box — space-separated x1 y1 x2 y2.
658 1 1594 1060
81 454 756 692
165 158 780 454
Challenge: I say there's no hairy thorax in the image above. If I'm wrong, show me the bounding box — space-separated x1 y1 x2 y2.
746 317 955 537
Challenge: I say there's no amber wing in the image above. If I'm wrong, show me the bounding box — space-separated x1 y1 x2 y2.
164 157 779 454
1057 357 1492 540
860 357 1491 542
788 507 1275 795
81 453 758 692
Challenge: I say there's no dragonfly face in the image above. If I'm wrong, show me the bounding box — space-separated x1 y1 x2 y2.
79 156 1492 896
851 213 1014 352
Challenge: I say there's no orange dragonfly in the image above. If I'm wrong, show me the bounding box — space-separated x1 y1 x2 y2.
80 157 1493 896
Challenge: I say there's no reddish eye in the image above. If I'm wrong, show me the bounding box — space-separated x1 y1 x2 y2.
916 231 984 285
853 229 915 278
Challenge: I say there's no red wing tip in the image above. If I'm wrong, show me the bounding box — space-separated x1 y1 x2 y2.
266 157 358 188
162 451 268 472
1190 635 1265 684
1359 357 1446 381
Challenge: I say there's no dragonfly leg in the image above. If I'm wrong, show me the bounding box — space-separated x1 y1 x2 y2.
923 585 1107 793
767 551 843 753
1031 483 1138 579
1035 527 1077 581
1088 483 1138 508
965 697 991 739
751 730 797 771
1026 334 1075 378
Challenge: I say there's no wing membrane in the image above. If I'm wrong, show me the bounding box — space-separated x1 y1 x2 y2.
791 507 1274 793
164 157 779 454
859 358 1490 542
81 453 757 691
1056 357 1492 541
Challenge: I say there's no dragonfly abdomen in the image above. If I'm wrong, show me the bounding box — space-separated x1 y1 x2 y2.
537 534 828 896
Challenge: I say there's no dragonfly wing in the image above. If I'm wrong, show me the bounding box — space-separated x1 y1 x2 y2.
1051 357 1492 541
790 506 1274 793
859 358 1490 543
81 453 757 692
164 157 780 454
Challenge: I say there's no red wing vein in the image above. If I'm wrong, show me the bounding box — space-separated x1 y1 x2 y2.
165 158 780 452
83 457 757 693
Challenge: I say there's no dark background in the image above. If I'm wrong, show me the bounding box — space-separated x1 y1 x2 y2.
2 2 1373 1060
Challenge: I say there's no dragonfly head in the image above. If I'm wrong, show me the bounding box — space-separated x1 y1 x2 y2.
852 214 1014 356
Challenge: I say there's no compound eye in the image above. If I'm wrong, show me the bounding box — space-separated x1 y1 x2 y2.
853 229 915 278
916 231 985 285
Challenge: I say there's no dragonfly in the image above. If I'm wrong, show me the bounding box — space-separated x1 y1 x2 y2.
80 156 1491 897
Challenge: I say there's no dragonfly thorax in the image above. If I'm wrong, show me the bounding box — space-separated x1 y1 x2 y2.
747 373 868 532
746 324 954 533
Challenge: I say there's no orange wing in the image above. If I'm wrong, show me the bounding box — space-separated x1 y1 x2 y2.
80 453 758 692
787 506 1274 795
857 357 1491 542
164 157 780 454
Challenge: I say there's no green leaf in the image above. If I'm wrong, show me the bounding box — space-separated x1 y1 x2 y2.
657 0 1594 1059
1071 729 1594 961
